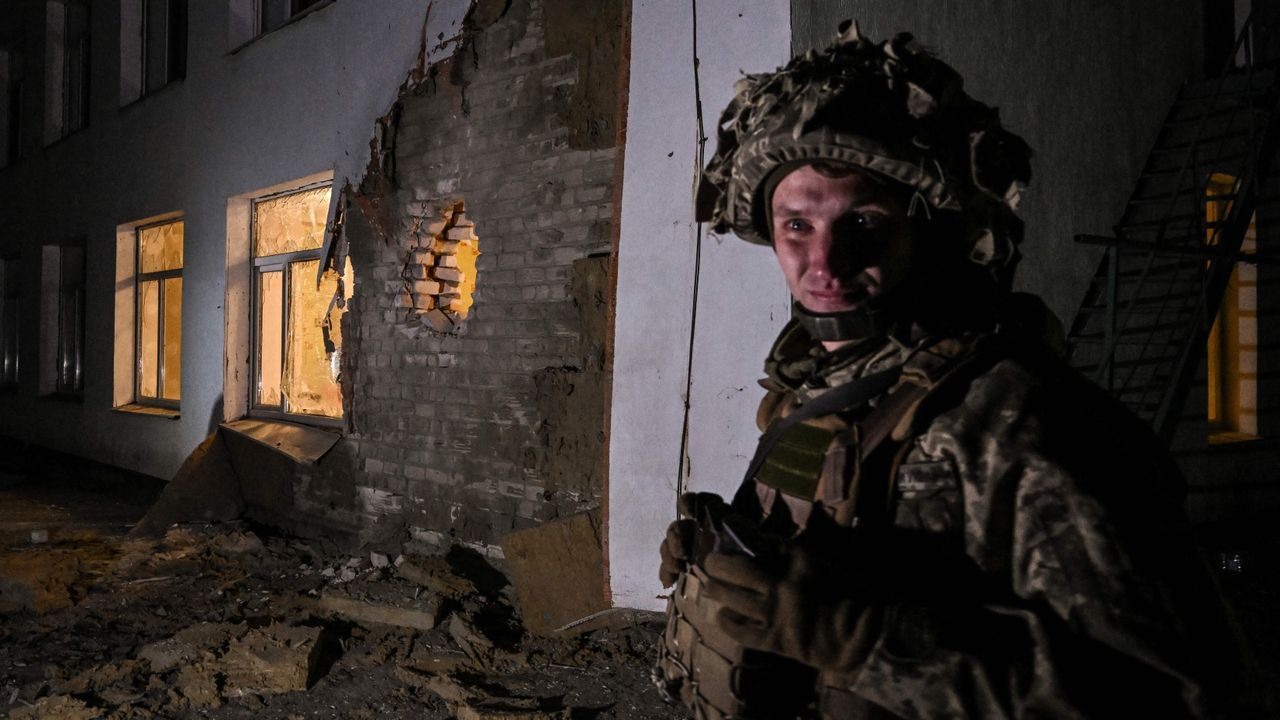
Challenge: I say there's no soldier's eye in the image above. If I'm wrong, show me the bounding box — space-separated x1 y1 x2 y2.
784 219 811 232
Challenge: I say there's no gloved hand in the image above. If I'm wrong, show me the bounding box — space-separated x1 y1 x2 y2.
700 540 879 673
658 492 729 587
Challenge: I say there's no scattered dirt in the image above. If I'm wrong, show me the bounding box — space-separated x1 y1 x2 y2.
0 522 684 719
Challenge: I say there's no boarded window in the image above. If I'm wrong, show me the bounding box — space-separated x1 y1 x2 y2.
136 219 183 404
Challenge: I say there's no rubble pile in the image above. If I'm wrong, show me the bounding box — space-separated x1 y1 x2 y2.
0 523 680 719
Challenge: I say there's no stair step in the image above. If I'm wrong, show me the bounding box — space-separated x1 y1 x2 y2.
1149 129 1256 154
1180 71 1277 100
1070 320 1193 342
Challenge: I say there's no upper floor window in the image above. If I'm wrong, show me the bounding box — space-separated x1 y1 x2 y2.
228 0 331 49
250 183 349 422
0 49 24 167
1 256 20 389
44 0 90 144
120 0 187 105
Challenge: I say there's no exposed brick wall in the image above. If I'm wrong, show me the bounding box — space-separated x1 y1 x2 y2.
280 0 624 552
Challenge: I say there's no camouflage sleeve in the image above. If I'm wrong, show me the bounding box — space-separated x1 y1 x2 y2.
843 357 1265 718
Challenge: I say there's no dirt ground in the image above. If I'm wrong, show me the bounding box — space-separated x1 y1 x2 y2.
0 471 684 720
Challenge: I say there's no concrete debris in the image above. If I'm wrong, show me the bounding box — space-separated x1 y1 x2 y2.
447 613 497 666
314 590 439 631
212 530 265 556
397 554 479 598
0 549 83 614
0 519 674 718
222 623 329 696
500 511 608 635
9 694 99 720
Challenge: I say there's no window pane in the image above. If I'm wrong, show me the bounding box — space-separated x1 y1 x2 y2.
253 185 330 257
262 0 288 32
257 270 282 407
2 259 18 386
144 0 168 93
162 276 181 400
137 279 159 398
57 246 85 394
1 296 15 385
285 259 342 417
139 219 183 273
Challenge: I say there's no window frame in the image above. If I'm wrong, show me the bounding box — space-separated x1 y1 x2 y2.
45 0 91 144
133 217 182 409
248 181 342 428
227 0 334 51
51 241 85 397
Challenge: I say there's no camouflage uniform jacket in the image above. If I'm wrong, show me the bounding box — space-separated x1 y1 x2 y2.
744 319 1262 719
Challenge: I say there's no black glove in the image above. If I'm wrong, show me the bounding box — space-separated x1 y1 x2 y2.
658 492 729 587
700 539 879 673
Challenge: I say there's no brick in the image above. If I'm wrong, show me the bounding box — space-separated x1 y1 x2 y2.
432 267 463 282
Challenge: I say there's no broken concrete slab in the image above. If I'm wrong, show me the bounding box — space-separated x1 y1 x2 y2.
446 614 496 666
221 623 329 696
8 694 100 720
396 554 478 599
313 590 440 632
499 511 608 635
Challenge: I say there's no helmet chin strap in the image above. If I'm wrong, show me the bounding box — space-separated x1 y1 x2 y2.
792 300 891 343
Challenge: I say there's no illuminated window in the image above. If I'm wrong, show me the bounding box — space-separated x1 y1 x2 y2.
44 0 90 144
1 256 19 388
120 0 187 105
251 183 350 421
228 0 331 49
135 219 183 406
1205 174 1258 443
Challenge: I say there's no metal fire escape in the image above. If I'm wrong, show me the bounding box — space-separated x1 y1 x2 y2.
1065 11 1280 446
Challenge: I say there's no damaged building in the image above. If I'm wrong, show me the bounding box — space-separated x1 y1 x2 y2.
0 0 1278 715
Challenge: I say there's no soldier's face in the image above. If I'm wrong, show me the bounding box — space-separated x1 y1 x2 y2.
770 165 916 315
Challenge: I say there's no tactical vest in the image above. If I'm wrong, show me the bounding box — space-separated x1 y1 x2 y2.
655 336 1002 720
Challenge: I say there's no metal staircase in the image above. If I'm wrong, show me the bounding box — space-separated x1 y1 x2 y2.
1065 11 1280 446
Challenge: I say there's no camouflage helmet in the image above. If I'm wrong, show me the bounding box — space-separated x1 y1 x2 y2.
695 21 1032 288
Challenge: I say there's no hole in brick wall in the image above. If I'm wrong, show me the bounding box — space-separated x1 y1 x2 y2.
400 201 480 333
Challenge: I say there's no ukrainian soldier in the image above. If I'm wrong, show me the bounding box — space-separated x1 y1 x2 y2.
653 22 1266 719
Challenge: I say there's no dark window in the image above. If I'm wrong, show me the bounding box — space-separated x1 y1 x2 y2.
1 256 20 388
229 0 331 48
46 0 90 142
144 0 187 94
56 244 84 395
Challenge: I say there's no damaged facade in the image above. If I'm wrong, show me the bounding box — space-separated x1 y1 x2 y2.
0 0 1277 622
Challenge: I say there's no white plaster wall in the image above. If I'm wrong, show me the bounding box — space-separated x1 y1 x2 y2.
608 1 791 610
0 0 471 480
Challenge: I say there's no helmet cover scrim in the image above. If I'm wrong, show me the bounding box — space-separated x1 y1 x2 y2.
695 20 1032 291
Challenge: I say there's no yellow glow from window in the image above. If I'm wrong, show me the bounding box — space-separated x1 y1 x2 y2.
258 270 283 407
253 186 331 257
139 220 184 273
1205 173 1258 443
